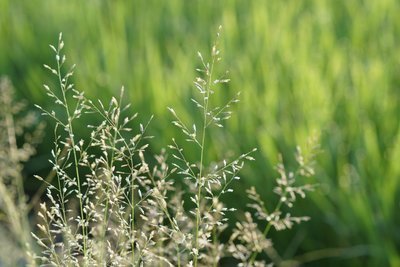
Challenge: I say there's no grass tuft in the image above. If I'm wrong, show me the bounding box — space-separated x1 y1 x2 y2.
0 29 318 266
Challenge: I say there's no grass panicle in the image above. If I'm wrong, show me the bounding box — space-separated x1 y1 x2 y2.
0 29 318 267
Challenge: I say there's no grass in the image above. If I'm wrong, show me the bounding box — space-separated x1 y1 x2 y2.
0 76 42 266
0 30 319 266
1 1 400 266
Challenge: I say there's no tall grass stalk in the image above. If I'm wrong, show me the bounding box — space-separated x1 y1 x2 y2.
194 27 219 267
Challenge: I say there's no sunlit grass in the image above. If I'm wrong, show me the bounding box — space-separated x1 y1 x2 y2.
1 0 400 265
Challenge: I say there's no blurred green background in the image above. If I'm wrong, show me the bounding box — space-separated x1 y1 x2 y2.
1 0 400 266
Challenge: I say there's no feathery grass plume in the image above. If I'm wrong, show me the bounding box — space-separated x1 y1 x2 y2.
0 76 43 266
34 33 159 266
228 136 320 266
168 26 256 267
34 29 319 267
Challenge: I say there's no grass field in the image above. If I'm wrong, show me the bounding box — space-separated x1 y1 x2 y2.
1 0 400 266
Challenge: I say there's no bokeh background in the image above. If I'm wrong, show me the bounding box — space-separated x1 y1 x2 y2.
1 0 400 266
